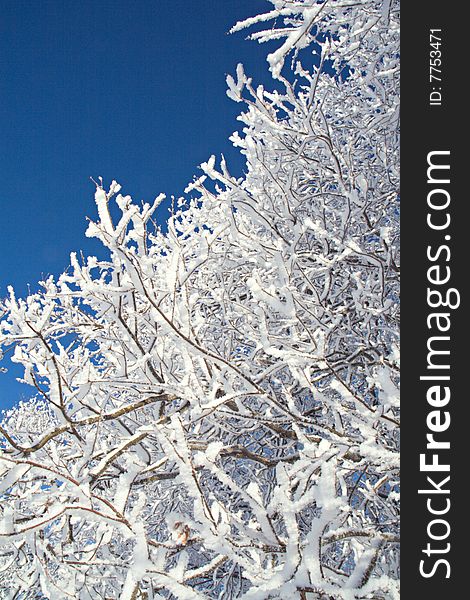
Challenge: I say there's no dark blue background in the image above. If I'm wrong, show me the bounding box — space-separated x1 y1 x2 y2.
0 0 276 409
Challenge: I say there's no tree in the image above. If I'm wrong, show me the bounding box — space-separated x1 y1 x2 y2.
0 1 399 598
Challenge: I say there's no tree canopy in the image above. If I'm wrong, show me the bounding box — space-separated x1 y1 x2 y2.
0 1 399 598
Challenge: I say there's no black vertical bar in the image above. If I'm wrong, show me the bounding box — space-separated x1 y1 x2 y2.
402 2 465 597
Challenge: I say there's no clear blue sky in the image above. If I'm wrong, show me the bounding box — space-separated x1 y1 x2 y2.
0 0 275 410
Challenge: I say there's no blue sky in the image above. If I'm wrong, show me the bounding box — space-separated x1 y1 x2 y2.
0 0 276 410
